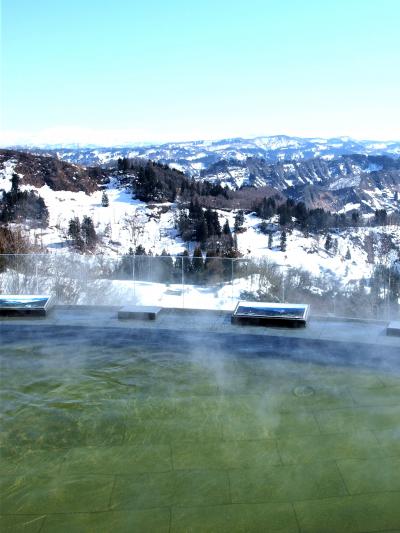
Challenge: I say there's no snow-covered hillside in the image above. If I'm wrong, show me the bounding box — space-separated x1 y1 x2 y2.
2 162 399 289
10 141 400 213
22 176 185 256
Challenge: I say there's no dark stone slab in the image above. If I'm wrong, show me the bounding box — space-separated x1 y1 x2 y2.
0 307 47 317
387 321 400 336
0 295 54 317
231 301 309 328
231 315 306 328
118 306 162 321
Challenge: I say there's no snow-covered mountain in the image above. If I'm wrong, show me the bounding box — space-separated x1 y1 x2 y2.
9 135 400 178
201 154 400 213
2 148 400 303
2 146 400 221
8 135 400 214
201 154 400 188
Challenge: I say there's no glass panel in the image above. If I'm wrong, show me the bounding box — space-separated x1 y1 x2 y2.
0 254 399 321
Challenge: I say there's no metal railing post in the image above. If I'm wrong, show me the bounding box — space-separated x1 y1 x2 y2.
132 255 136 302
35 255 39 294
182 257 185 309
231 258 234 303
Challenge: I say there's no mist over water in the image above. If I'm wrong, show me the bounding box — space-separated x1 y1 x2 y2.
1 325 400 531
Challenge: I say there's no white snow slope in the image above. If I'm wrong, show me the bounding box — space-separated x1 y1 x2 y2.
1 171 398 291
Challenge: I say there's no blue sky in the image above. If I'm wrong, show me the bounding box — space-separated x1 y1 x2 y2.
1 0 399 144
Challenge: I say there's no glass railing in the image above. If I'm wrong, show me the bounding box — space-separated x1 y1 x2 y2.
0 253 398 321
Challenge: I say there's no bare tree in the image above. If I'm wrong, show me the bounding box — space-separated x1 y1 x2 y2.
123 211 145 251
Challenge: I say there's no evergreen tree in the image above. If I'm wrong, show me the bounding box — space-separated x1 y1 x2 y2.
68 217 81 242
222 219 234 251
223 219 231 236
204 208 214 236
1 178 48 228
11 173 20 197
36 197 49 228
351 211 360 226
171 184 177 202
135 244 146 255
278 205 289 226
294 202 308 228
101 191 109 207
324 234 332 252
68 217 84 250
189 198 202 220
204 208 221 237
177 210 193 242
257 197 276 219
234 210 245 232
345 247 352 260
159 249 174 282
196 216 208 244
213 211 222 237
133 163 158 201
374 209 387 226
81 216 97 250
280 230 287 252
192 246 204 277
121 157 130 172
133 245 147 280
181 249 192 275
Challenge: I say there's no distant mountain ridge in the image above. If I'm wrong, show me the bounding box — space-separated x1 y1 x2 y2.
2 143 400 214
199 154 400 213
9 135 400 178
202 153 400 188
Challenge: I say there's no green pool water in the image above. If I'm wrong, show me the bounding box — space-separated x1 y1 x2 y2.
1 336 400 533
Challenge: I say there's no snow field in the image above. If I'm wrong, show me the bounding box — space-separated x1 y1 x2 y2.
2 171 399 291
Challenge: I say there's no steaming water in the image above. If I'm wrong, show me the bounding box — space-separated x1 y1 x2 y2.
1 329 400 532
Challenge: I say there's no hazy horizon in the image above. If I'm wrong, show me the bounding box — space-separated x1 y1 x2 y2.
1 130 400 149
